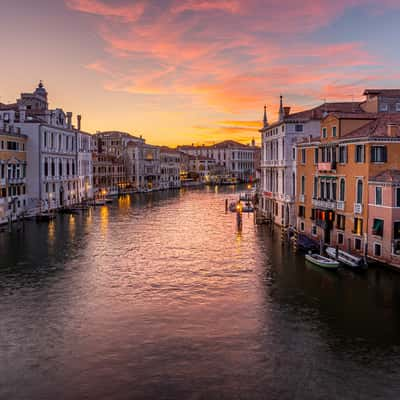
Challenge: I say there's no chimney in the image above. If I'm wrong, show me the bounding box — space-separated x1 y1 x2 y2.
19 105 26 123
308 135 312 143
283 106 291 117
387 124 399 137
66 112 72 128
251 138 255 146
77 115 82 131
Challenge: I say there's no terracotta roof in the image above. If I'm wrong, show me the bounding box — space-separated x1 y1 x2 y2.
341 114 400 139
363 89 400 97
266 102 363 129
326 112 378 120
369 169 400 183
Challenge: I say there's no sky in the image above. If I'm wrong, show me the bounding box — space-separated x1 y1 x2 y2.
1 0 400 146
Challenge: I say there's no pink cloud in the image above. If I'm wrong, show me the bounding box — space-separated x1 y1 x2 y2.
65 0 145 22
65 0 399 119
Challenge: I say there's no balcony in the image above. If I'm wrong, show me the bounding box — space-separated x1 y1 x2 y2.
354 203 363 214
336 200 345 211
317 161 336 172
8 177 26 185
312 198 336 210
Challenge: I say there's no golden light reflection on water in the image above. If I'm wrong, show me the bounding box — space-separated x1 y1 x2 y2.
118 195 131 210
48 220 55 246
69 215 76 238
100 206 109 234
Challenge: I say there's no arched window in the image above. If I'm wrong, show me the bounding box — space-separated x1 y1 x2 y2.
339 178 345 201
356 179 363 204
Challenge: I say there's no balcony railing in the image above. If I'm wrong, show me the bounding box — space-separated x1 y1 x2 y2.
312 198 336 210
317 161 336 172
336 200 345 211
354 203 363 214
8 177 26 184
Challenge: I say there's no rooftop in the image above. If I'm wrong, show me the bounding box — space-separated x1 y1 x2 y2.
363 89 400 97
341 114 400 139
369 169 400 183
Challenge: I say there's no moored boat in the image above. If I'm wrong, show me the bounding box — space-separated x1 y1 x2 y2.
325 247 366 269
305 253 340 269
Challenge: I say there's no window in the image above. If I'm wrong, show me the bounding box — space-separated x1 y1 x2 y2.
375 187 382 205
300 222 305 232
338 145 347 163
355 145 365 163
295 124 303 132
301 176 305 195
394 222 400 239
298 205 305 218
396 188 400 207
371 146 387 163
355 238 362 251
332 126 337 137
322 127 327 138
396 103 400 112
356 179 363 204
380 103 388 112
313 177 318 198
353 218 363 235
372 218 384 236
336 214 346 230
374 243 382 257
311 225 317 236
292 147 296 160
311 208 316 220
314 148 318 164
338 178 345 202
301 148 306 163
338 232 344 245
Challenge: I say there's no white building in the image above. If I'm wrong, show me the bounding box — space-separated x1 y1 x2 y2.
260 97 362 227
126 141 161 191
177 140 259 182
0 82 84 213
160 147 181 189
77 123 94 202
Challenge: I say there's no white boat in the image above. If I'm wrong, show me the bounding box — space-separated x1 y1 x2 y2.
305 253 340 270
105 197 113 204
95 198 106 205
325 247 366 269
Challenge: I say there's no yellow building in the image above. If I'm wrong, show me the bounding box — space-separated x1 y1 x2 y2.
0 125 27 224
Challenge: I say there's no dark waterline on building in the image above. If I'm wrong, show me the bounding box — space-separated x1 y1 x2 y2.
1 186 400 399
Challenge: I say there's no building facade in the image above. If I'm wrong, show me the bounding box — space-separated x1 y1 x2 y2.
260 97 363 228
295 91 400 268
0 124 27 224
160 147 181 189
178 140 258 182
1 82 81 212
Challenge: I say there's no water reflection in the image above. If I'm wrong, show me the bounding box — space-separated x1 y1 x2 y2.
0 187 400 399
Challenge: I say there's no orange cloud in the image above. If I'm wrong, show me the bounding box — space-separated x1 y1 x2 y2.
65 0 145 22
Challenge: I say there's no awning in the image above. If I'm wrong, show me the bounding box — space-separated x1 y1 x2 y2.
318 176 337 180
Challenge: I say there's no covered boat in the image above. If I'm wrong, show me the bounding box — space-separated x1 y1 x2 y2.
325 247 366 269
305 253 340 269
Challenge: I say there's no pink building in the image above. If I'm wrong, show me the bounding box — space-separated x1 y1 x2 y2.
368 170 400 269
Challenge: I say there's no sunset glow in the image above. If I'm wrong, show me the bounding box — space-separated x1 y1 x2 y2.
2 0 400 145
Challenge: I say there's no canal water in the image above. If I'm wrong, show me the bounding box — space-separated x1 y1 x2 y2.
1 186 400 399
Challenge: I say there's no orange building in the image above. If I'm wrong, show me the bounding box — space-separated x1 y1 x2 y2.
0 124 27 224
296 106 400 266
